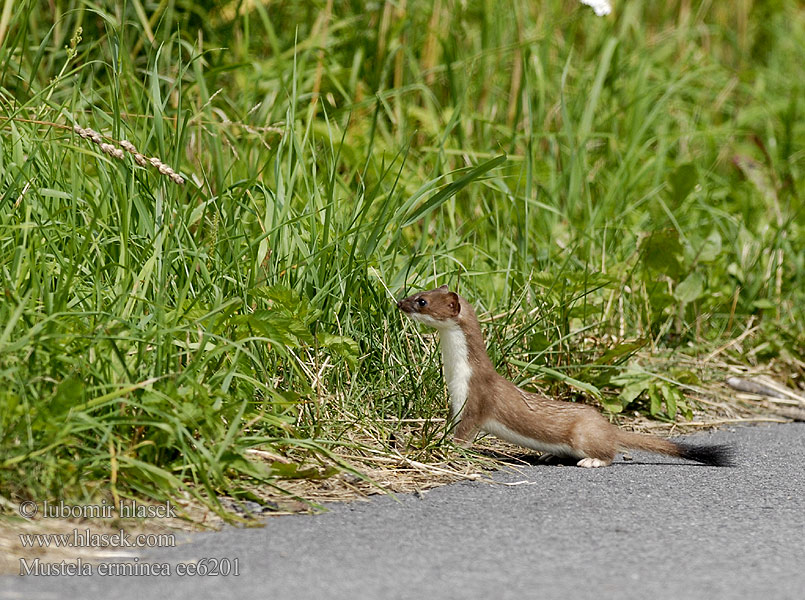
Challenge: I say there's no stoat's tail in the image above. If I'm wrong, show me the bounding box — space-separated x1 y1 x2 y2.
615 431 735 467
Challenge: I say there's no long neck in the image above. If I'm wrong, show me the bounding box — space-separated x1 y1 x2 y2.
454 298 495 372
436 299 496 419
437 323 472 420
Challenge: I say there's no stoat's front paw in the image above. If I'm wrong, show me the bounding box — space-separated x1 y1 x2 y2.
453 437 474 449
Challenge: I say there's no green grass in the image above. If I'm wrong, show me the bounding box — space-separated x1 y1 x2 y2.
1 0 803 516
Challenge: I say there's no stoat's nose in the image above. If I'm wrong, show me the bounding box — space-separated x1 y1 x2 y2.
396 300 403 309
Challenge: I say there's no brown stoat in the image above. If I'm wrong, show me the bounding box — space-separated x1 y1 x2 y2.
397 286 734 468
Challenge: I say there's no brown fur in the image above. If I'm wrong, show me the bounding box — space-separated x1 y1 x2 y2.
398 286 734 468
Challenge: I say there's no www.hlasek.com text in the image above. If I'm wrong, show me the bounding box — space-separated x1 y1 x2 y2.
19 528 175 549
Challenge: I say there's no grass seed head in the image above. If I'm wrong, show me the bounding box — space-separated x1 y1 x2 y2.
73 124 185 185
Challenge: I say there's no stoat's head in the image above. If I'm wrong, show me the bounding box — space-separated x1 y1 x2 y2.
397 285 461 329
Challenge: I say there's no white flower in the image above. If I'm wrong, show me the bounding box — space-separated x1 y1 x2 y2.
580 0 612 17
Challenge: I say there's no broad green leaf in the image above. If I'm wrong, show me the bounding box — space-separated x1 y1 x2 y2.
646 287 675 313
254 285 317 322
53 376 85 415
232 311 313 347
220 451 273 479
659 383 678 420
619 381 649 405
673 369 701 386
669 163 697 203
319 333 360 367
649 386 662 417
600 396 625 414
678 399 694 421
674 272 704 304
698 230 722 263
639 229 685 279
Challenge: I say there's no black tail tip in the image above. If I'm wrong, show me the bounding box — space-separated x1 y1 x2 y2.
676 443 736 467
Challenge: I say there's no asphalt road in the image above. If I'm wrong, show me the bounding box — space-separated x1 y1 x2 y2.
3 422 805 600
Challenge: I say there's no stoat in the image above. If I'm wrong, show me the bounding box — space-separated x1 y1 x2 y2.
397 285 734 468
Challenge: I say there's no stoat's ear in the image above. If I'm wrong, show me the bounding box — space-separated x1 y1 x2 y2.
438 284 449 291
446 292 461 316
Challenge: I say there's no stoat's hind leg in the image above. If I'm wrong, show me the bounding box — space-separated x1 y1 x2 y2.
537 454 577 466
576 457 612 468
537 453 561 464
569 412 617 468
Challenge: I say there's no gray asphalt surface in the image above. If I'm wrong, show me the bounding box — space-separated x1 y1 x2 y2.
3 422 805 600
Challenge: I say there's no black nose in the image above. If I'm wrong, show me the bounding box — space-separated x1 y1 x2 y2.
396 300 403 309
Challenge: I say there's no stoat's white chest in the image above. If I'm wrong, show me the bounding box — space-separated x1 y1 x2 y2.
436 323 472 421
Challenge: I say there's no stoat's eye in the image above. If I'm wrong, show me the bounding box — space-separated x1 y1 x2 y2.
416 298 427 307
